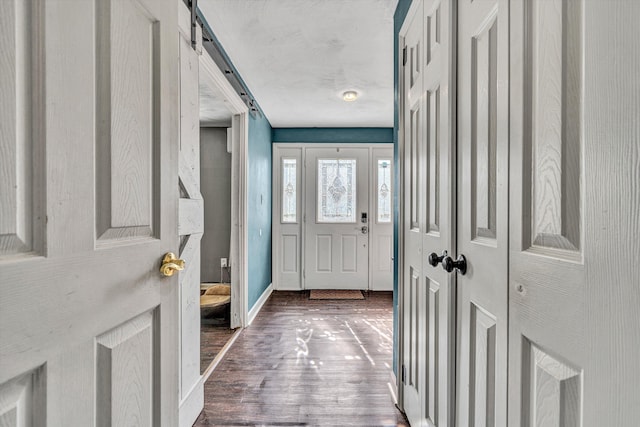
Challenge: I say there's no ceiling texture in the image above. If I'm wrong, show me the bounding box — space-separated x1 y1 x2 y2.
198 0 398 128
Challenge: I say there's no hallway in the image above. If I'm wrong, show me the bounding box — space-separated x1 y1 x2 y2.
194 292 408 426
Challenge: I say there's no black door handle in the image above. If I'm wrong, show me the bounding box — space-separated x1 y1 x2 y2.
442 254 467 275
428 250 448 267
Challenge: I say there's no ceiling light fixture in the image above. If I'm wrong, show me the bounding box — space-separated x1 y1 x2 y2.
342 91 359 102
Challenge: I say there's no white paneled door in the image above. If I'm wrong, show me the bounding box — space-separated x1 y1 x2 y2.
400 2 425 423
304 147 370 289
0 0 179 425
401 0 640 426
400 0 456 425
456 0 509 425
508 1 640 425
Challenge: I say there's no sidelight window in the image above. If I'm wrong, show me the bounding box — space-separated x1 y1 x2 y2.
377 159 392 223
282 158 297 223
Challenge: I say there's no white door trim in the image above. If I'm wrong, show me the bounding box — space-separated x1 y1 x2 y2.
199 48 249 329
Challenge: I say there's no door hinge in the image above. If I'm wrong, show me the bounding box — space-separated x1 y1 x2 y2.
402 46 407 66
303 213 306 223
189 0 198 51
303 269 306 279
401 364 407 384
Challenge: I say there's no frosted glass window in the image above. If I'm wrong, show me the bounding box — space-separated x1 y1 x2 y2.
377 160 392 223
282 159 297 223
317 159 356 223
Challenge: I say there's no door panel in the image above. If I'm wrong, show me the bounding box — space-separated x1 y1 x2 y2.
401 0 455 425
96 310 157 426
508 0 586 424
457 0 508 425
304 148 369 289
0 0 42 257
421 0 455 425
0 0 178 424
96 0 161 244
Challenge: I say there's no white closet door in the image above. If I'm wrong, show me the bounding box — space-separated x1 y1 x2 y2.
508 0 640 425
456 0 509 425
400 2 426 423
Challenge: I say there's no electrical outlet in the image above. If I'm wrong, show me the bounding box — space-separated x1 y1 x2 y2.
220 258 228 268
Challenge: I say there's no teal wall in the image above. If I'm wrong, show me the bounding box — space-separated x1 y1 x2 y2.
272 127 393 143
247 114 273 309
393 0 413 375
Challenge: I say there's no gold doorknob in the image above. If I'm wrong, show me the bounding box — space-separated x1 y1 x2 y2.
160 252 185 277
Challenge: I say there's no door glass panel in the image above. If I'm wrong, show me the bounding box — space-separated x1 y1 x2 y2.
317 159 356 223
282 158 297 223
377 159 392 223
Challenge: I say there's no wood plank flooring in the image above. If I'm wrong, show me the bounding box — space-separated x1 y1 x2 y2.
201 317 237 374
194 291 408 426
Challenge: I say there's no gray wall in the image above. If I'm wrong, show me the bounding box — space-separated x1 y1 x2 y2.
200 128 232 283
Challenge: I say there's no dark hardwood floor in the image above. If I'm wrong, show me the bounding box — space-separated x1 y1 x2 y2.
194 291 408 427
201 315 237 374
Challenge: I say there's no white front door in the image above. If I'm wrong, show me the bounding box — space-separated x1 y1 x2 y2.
456 0 509 425
304 147 369 289
0 0 179 424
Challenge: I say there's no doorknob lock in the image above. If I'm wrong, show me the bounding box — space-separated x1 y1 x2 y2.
160 252 185 277
428 250 448 267
442 254 467 275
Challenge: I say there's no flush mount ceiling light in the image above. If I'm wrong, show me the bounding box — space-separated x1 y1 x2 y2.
342 91 359 102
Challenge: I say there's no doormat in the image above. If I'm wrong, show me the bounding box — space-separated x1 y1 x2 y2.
309 290 365 300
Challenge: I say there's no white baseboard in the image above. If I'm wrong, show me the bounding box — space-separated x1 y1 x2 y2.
248 282 273 325
275 284 303 291
179 379 204 427
201 328 241 383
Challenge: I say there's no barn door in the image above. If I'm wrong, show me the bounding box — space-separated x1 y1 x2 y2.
178 21 205 427
456 0 509 425
0 0 179 425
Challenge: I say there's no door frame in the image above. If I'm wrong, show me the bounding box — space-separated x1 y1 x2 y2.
199 45 249 328
272 143 394 291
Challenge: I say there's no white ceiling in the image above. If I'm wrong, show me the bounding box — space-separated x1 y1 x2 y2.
199 80 233 127
198 0 398 128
